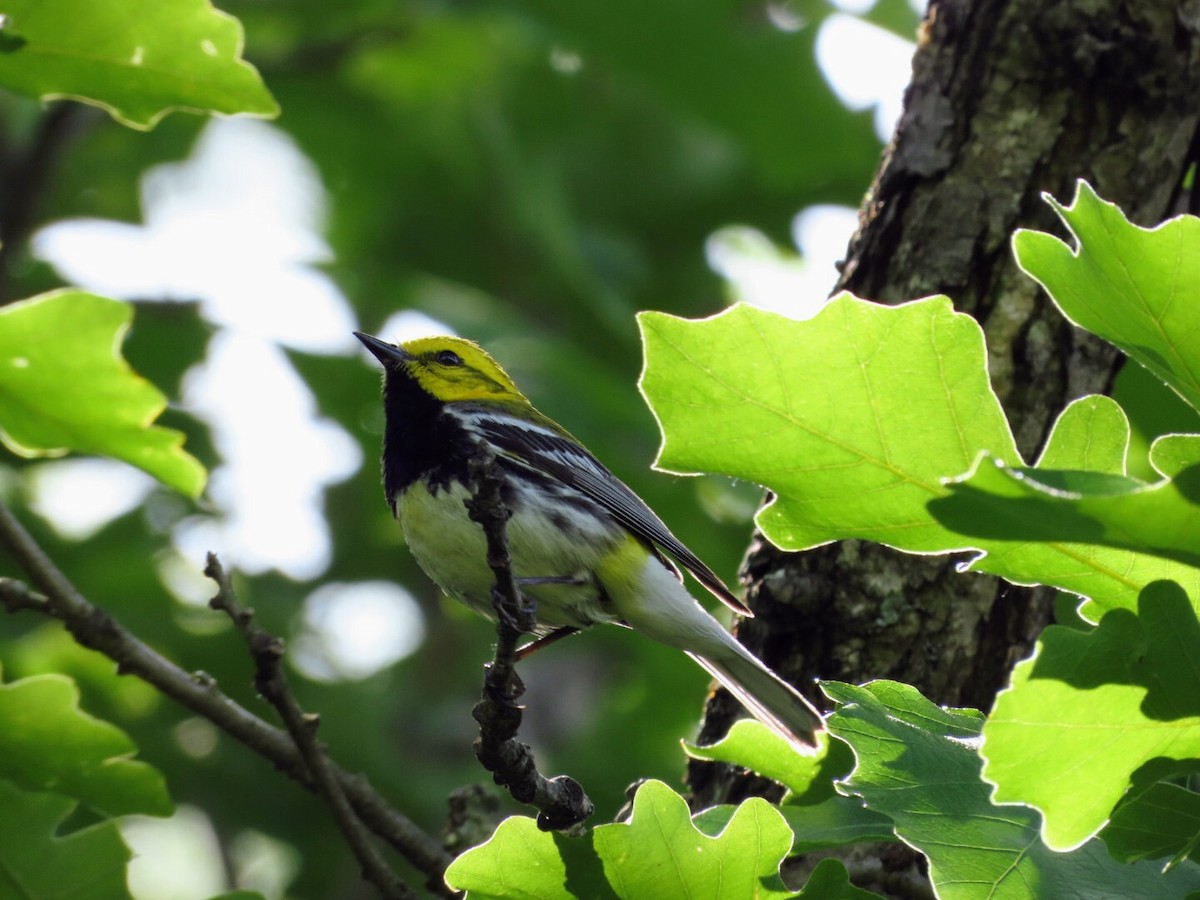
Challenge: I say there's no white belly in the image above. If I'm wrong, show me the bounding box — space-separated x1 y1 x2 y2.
396 480 624 631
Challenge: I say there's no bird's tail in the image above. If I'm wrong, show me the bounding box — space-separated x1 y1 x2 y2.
604 550 823 748
688 643 823 750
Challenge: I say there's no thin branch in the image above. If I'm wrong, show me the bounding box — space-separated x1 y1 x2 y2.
205 554 412 900
0 579 49 613
463 447 594 832
0 501 453 892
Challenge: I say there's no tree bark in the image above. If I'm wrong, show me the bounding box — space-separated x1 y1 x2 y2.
688 0 1200 823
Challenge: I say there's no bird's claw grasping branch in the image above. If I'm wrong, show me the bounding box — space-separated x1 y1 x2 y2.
464 446 594 832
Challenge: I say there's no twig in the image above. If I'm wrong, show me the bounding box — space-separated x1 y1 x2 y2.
0 501 453 893
463 447 594 831
0 579 48 613
204 554 411 900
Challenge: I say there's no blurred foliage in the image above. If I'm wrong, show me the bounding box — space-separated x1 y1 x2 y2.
0 0 914 895
0 779 134 900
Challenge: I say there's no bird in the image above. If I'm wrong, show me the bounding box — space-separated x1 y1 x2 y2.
355 331 822 748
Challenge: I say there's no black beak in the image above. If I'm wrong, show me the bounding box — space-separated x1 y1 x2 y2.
354 331 411 367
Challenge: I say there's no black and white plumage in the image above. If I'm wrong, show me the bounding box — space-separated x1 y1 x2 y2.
469 407 752 616
356 331 823 748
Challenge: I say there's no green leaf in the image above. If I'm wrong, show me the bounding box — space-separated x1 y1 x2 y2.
0 0 278 129
777 799 896 854
1150 434 1200 479
0 779 132 900
0 290 206 497
684 720 896 852
1014 181 1200 412
638 298 1020 554
444 817 613 899
0 673 172 817
6 623 161 720
1114 362 1200 482
693 797 895 858
825 680 1200 898
446 781 800 898
1104 782 1200 866
640 300 1197 609
929 452 1200 615
683 719 846 800
1035 394 1129 473
593 780 795 898
791 858 883 899
982 581 1200 851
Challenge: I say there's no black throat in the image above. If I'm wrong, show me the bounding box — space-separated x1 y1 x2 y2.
379 373 474 512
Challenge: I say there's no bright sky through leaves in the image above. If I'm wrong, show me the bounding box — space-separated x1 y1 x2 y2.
34 119 361 581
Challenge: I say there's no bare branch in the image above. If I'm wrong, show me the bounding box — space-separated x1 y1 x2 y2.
0 578 50 614
0 500 454 893
464 447 594 832
205 554 412 900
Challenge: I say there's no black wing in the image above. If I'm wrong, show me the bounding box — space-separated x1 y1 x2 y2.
474 410 751 616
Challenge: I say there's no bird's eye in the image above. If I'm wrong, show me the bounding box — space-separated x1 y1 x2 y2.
435 349 463 367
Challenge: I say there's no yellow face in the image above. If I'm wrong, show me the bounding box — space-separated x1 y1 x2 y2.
398 336 525 403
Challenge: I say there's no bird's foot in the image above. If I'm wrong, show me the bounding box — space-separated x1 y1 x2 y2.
493 584 538 634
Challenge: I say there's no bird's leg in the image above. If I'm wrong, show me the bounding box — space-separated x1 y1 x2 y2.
493 575 585 634
508 574 585 655
516 627 580 661
491 585 537 635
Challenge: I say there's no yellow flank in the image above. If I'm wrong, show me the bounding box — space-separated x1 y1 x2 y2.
400 337 526 403
593 532 654 606
595 533 730 657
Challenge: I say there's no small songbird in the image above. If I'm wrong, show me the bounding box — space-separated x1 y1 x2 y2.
355 331 822 748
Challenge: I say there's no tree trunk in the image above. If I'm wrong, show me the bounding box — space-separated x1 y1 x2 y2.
687 0 1200 832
